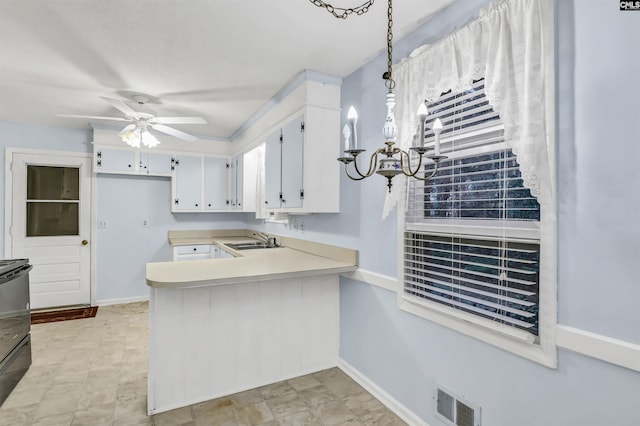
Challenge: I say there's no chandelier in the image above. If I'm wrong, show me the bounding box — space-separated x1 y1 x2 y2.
312 0 447 192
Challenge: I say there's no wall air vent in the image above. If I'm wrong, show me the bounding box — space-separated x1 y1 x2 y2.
435 386 481 426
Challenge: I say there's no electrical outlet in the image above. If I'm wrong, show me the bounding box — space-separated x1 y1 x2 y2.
142 219 149 228
97 220 108 229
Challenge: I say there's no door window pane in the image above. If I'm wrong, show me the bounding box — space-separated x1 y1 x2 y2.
26 202 79 236
27 166 79 200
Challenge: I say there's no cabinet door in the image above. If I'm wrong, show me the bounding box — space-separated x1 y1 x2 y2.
204 157 228 210
174 155 202 210
281 116 304 209
264 129 282 209
140 152 173 176
95 149 136 173
231 154 243 209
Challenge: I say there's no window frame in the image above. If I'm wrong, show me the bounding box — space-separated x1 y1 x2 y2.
397 121 557 368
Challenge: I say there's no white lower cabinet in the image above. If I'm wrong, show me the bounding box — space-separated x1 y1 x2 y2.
172 244 234 261
173 245 211 261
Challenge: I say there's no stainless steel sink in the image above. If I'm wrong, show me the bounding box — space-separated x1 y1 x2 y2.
225 242 279 250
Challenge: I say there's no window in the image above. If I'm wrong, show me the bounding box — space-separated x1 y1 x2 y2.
402 80 543 342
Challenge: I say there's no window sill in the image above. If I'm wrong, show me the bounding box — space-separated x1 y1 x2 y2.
397 294 557 368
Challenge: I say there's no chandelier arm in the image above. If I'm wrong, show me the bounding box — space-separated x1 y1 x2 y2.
344 166 369 181
399 150 425 177
410 161 442 181
352 149 382 178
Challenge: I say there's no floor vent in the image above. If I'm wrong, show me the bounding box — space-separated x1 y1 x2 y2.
435 386 481 426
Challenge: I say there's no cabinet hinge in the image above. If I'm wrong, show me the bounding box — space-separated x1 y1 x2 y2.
301 122 305 132
174 198 179 205
97 159 102 167
279 132 283 143
97 151 102 159
226 200 230 205
300 189 304 199
170 157 175 171
226 163 230 169
279 192 283 200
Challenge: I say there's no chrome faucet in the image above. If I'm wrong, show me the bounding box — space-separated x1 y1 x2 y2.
253 232 278 248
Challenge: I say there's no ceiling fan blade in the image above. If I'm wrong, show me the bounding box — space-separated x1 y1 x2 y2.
151 124 198 142
56 114 131 122
118 124 136 136
100 96 137 116
150 117 207 125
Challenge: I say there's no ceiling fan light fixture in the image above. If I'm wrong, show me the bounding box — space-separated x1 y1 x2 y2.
141 131 160 148
121 128 141 148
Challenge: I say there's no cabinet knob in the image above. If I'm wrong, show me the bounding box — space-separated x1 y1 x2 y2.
128 164 132 168
208 204 211 207
195 203 199 207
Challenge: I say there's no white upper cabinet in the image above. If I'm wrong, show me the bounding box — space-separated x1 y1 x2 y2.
262 107 340 213
95 148 136 173
172 155 233 212
173 155 203 211
204 157 229 210
140 152 173 176
264 130 282 209
94 147 172 176
280 116 304 209
230 154 243 210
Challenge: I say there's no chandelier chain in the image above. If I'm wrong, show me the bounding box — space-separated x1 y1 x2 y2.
308 0 375 19
385 0 395 89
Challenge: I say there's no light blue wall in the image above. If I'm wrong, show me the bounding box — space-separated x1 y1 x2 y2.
0 120 92 257
95 174 247 301
294 0 639 425
0 119 248 302
555 0 640 343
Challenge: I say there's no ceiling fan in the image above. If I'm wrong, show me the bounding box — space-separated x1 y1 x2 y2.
57 96 207 148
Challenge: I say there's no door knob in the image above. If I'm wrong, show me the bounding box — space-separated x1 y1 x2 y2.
82 240 89 246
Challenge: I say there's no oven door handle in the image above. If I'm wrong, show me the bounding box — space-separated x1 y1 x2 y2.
0 264 33 286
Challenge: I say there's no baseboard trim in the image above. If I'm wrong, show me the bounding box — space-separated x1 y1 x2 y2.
341 269 397 292
556 325 640 372
96 295 149 306
338 358 430 426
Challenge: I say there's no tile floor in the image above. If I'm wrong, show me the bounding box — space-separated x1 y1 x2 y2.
0 302 406 426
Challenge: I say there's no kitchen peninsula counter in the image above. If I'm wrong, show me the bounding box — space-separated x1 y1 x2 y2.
147 239 357 289
146 229 357 415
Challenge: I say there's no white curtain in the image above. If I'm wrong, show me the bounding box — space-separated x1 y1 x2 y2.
383 0 554 218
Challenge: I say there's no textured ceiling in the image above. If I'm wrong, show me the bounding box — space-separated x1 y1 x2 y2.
0 0 453 140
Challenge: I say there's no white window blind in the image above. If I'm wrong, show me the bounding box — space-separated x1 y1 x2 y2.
404 79 541 338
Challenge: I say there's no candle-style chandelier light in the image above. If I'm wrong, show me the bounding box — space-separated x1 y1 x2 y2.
311 0 447 192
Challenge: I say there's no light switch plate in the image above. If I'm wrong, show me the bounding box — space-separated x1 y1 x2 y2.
97 220 108 229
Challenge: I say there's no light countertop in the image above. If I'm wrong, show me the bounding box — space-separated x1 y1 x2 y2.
147 231 357 289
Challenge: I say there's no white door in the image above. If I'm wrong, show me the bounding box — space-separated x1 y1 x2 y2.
10 152 92 309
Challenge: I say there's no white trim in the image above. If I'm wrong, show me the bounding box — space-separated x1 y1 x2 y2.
338 358 430 426
342 269 640 372
96 295 149 306
4 147 95 308
556 325 640 373
341 269 397 292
